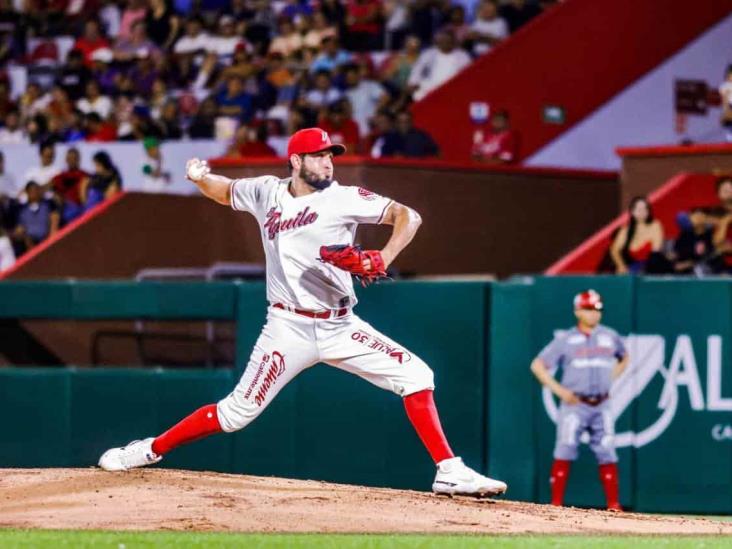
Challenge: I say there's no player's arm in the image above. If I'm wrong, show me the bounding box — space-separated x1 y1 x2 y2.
378 201 422 269
612 352 629 380
185 158 233 206
530 357 579 405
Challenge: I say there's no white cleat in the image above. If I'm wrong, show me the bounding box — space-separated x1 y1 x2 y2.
98 437 162 472
432 457 508 497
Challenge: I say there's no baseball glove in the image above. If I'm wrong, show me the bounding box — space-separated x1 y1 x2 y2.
319 245 387 286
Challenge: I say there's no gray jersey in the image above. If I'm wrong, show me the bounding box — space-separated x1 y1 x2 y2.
538 325 626 396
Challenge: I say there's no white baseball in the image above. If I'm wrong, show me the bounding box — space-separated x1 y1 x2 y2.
186 158 210 182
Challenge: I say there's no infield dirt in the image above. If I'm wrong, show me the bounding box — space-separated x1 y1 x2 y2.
0 468 729 535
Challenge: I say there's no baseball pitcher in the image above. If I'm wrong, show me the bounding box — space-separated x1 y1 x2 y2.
530 290 628 510
98 127 507 497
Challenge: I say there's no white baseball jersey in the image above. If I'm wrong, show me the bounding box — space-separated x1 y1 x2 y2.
230 175 393 311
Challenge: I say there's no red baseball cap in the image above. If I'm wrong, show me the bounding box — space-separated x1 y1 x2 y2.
287 127 346 158
573 289 603 311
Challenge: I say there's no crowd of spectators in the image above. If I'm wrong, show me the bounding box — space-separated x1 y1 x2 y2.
0 141 124 269
0 0 554 162
607 177 732 277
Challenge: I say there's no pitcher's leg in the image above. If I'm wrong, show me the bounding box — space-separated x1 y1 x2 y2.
217 309 318 433
99 308 317 471
321 315 506 496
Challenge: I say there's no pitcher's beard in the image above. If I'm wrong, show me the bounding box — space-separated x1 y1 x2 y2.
300 166 332 190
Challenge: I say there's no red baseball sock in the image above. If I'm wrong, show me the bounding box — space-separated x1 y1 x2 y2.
403 389 454 464
152 404 222 456
599 462 621 510
550 459 571 506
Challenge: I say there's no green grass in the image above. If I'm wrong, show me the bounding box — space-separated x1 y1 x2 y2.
0 531 731 549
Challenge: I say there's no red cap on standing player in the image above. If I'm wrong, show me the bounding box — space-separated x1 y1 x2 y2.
573 289 604 311
287 128 347 158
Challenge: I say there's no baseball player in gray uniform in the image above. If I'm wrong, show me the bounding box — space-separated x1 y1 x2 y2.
530 289 629 510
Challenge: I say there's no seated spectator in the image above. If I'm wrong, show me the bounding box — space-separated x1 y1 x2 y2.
113 21 162 63
213 15 248 63
379 34 421 100
0 150 20 230
472 110 519 163
226 123 277 158
77 80 113 120
445 5 472 46
148 78 169 119
146 0 181 51
74 19 111 66
46 85 76 129
24 141 60 190
155 99 183 140
0 80 17 120
51 147 88 224
82 151 121 209
188 97 217 139
56 49 92 101
241 2 277 55
499 0 542 33
409 0 447 45
304 69 342 111
382 0 410 50
344 63 389 136
128 54 162 98
366 110 394 158
310 36 352 74
84 112 117 142
380 110 439 158
174 16 213 56
321 0 347 32
720 64 732 142
0 225 15 271
671 208 716 275
318 100 360 153
215 75 255 123
457 0 484 21
0 150 20 201
264 117 288 156
280 0 313 20
610 197 665 274
680 177 732 232
268 16 303 58
99 0 121 38
24 113 50 144
467 0 509 55
140 137 172 193
190 51 219 95
219 44 256 82
303 10 338 50
712 180 732 272
118 0 148 41
61 110 87 143
345 0 383 52
711 177 732 218
0 110 28 144
408 29 471 101
19 83 50 121
119 105 162 141
12 181 59 252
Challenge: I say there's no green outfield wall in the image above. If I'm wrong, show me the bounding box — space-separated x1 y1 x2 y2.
0 279 730 513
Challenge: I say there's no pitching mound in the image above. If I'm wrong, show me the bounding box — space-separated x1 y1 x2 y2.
0 468 729 535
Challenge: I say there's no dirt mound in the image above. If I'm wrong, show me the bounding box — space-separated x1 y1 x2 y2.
0 468 729 535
